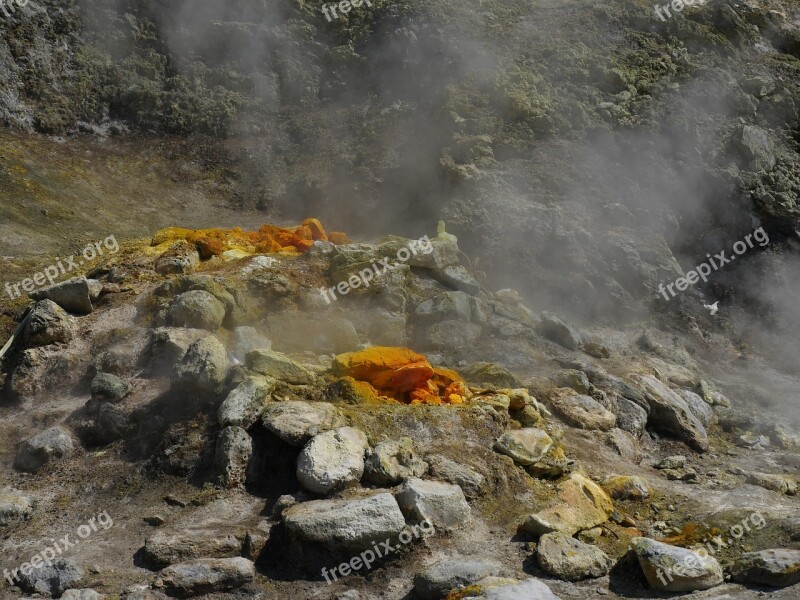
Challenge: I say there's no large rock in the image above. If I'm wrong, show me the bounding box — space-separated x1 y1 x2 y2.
414 557 504 600
15 558 84 596
0 488 35 526
30 277 98 314
296 427 368 495
169 290 226 331
261 401 345 446
283 493 406 553
396 477 471 531
548 391 615 431
481 578 563 599
537 312 581 350
734 124 776 170
61 590 103 600
676 389 713 427
246 350 316 385
14 426 74 473
731 548 800 587
745 472 797 495
427 455 485 498
364 437 428 486
631 375 709 452
522 473 613 536
171 336 230 395
143 529 244 569
631 537 723 592
24 300 74 347
218 376 276 429
494 429 553 466
536 533 612 581
155 557 254 598
615 397 648 437
214 426 253 489
147 327 211 372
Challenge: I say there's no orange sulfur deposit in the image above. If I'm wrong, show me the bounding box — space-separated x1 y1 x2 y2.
151 218 349 257
332 347 469 405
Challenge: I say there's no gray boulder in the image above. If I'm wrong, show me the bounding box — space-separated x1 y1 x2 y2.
246 349 316 385
90 372 129 402
731 548 800 587
261 401 345 447
169 290 226 331
143 528 244 569
631 537 723 592
615 397 648 437
482 578 563 599
734 124 776 170
364 438 428 486
283 493 406 553
147 327 211 372
396 477 471 531
154 241 200 275
0 488 35 526
537 312 581 350
14 426 74 473
432 265 481 295
548 393 615 430
155 557 254 597
218 376 276 429
296 427 368 495
427 455 485 498
15 558 84 596
61 590 103 600
214 426 253 489
171 336 230 395
30 277 97 314
24 300 74 347
631 375 709 452
536 533 612 581
414 292 473 323
677 389 713 427
494 429 553 466
414 557 504 599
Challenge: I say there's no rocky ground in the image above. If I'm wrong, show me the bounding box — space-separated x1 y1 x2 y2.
0 225 797 599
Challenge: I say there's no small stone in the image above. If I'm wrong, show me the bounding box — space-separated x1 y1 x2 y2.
602 476 652 501
144 515 166 527
29 277 96 314
537 312 582 350
654 455 687 470
214 426 253 489
14 426 74 473
522 473 613 536
143 529 245 569
548 391 615 431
